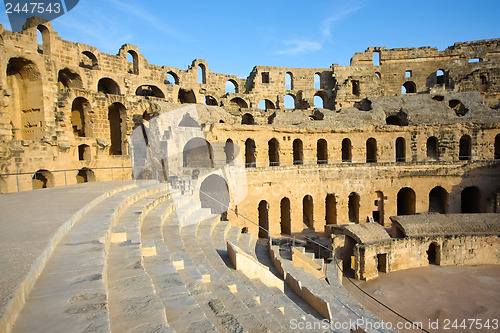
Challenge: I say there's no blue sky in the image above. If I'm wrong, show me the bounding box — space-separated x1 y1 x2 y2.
0 0 499 78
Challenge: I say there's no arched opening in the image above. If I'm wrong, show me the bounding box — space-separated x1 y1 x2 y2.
303 195 314 229
286 72 293 90
459 135 472 160
225 79 238 93
32 170 54 189
80 51 98 70
352 80 360 95
293 139 303 165
37 25 49 53
429 186 448 213
280 197 291 234
397 187 416 215
241 113 255 125
71 97 91 137
98 78 120 95
245 139 256 167
257 99 275 111
427 137 439 160
76 168 95 183
135 85 165 98
461 186 481 213
436 69 445 85
495 134 500 159
348 192 360 223
366 138 377 163
317 139 328 164
326 194 337 225
230 97 247 108
258 200 270 238
78 144 91 161
6 57 43 140
386 115 403 126
204 95 218 106
396 137 406 162
225 139 235 164
284 94 295 109
58 68 83 90
402 81 416 94
313 94 324 108
373 191 385 225
183 138 213 168
178 89 196 104
198 64 206 84
375 72 381 79
166 72 179 85
108 103 126 155
427 243 440 265
200 175 230 215
342 138 352 162
268 138 280 166
314 73 321 89
127 50 139 75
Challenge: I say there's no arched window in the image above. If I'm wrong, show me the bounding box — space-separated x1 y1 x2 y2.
284 94 295 109
135 85 165 98
342 138 352 162
402 81 416 94
396 137 406 162
317 139 328 164
198 64 206 84
178 89 196 103
348 192 360 223
58 68 83 89
257 99 275 110
225 79 238 93
32 169 54 189
230 97 247 108
314 73 321 89
397 187 416 215
461 187 481 213
436 69 445 85
241 113 255 125
429 186 448 213
81 51 98 70
303 195 314 229
225 139 235 165
127 50 139 75
78 144 91 161
314 95 324 108
245 139 256 167
258 200 269 238
280 197 291 234
183 138 213 168
108 103 126 155
325 194 337 225
286 72 293 90
427 137 439 160
293 139 303 165
459 135 472 161
71 97 91 137
166 72 179 85
268 138 280 166
366 138 377 163
98 78 120 95
37 25 49 54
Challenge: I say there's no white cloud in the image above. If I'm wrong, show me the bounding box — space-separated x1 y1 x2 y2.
322 3 366 39
273 39 322 56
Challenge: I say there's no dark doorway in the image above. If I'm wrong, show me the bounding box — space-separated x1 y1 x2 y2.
281 197 291 234
258 200 269 238
461 186 481 213
397 187 416 215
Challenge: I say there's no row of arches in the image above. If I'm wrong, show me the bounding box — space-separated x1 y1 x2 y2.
256 186 482 238
32 168 95 190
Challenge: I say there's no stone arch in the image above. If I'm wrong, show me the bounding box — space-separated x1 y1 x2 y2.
427 136 439 159
166 71 179 85
198 63 206 84
77 168 95 183
33 169 54 189
317 139 328 164
230 97 247 108
429 186 448 213
183 137 213 168
127 50 139 75
245 138 256 167
280 197 291 235
108 102 127 155
58 68 83 89
135 85 165 98
396 137 406 162
402 81 416 94
241 113 255 125
326 194 337 225
459 135 472 160
98 78 121 95
80 51 98 70
6 57 43 140
495 134 500 159
226 79 238 93
257 99 275 110
78 144 91 161
461 186 481 213
37 24 50 54
200 175 230 215
258 200 270 238
314 94 324 108
303 195 314 229
366 138 377 163
178 89 196 104
284 94 296 109
314 72 322 89
71 97 91 137
225 139 235 164
293 139 304 165
204 96 218 106
397 187 416 215
286 72 293 90
348 192 360 223
342 138 352 162
268 138 280 166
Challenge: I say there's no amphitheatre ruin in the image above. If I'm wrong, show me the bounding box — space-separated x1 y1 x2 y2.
0 16 499 333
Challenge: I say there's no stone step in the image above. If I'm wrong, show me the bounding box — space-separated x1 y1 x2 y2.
10 183 166 333
105 190 173 333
